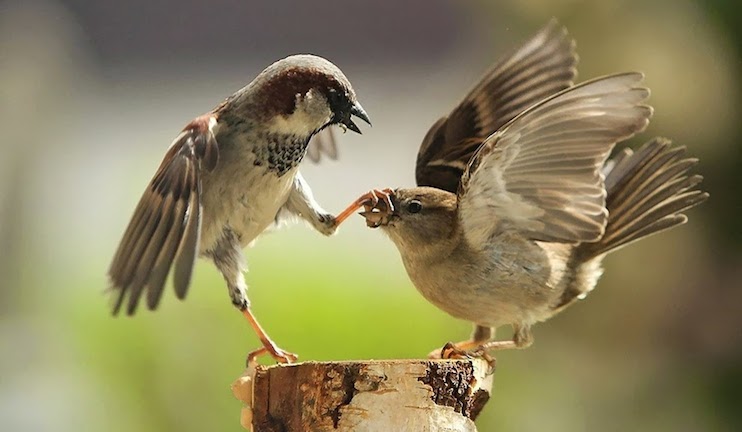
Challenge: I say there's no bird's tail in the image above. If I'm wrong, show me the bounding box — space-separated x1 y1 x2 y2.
576 137 708 261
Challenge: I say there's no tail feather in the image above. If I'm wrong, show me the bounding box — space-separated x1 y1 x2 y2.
577 137 708 260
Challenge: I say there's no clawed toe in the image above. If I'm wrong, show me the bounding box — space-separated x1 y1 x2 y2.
441 342 472 359
427 342 497 373
246 346 298 366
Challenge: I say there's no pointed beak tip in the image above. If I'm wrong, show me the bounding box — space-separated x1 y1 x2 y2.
346 120 361 134
350 102 371 127
359 113 372 127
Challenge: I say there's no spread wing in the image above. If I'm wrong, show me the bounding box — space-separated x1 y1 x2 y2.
416 19 578 193
457 73 652 250
305 127 338 163
108 115 219 315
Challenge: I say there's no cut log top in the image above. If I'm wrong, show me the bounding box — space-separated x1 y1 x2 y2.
233 359 494 432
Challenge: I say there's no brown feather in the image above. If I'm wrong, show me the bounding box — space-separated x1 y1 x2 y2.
577 138 708 259
145 196 187 311
108 115 219 315
416 19 578 192
173 179 201 300
457 73 652 249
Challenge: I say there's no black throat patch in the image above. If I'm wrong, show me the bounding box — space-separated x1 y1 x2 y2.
252 132 310 176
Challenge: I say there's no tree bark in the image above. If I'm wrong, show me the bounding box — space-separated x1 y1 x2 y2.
232 359 493 432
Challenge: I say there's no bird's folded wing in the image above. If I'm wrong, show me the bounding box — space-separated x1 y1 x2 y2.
416 19 578 193
457 73 652 250
108 115 219 315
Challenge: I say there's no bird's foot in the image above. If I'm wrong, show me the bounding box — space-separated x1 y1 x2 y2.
335 188 395 228
429 341 477 359
246 343 298 366
429 342 497 373
315 213 339 236
242 307 298 365
357 188 395 228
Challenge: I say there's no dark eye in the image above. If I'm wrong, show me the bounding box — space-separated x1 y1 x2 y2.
326 88 344 109
407 200 422 214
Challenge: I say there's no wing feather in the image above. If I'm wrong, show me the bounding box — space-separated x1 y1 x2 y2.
416 19 578 192
108 115 219 315
457 73 652 250
173 167 202 300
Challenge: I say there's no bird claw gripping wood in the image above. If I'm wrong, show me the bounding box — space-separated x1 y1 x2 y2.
435 342 497 375
246 345 298 366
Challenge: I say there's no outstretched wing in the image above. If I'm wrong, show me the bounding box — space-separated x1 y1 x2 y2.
457 73 652 250
416 19 578 193
108 114 219 315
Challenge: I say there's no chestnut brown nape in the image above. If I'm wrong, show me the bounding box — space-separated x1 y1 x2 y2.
256 55 355 117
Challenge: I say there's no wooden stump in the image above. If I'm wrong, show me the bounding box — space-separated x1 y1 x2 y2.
232 359 493 432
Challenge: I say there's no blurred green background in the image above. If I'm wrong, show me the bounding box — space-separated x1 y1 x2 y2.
1 0 740 431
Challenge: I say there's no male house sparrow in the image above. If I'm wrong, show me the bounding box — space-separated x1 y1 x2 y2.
108 54 370 363
353 44 707 355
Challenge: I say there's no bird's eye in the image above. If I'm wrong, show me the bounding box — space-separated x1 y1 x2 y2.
326 88 341 105
407 200 422 214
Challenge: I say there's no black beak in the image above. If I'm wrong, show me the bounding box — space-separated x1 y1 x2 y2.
343 101 371 134
351 102 371 126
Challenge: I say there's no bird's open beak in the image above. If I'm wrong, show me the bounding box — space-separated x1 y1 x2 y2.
358 188 395 228
359 209 389 228
343 102 371 134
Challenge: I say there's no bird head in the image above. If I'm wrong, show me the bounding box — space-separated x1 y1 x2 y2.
249 54 370 137
361 187 459 253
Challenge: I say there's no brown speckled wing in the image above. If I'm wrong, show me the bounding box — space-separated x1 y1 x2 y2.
416 19 578 193
457 73 652 250
108 115 219 315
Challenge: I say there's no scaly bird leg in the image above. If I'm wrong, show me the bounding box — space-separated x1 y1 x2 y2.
214 237 296 365
243 307 298 364
478 324 533 351
430 324 533 362
428 325 492 359
427 325 531 373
